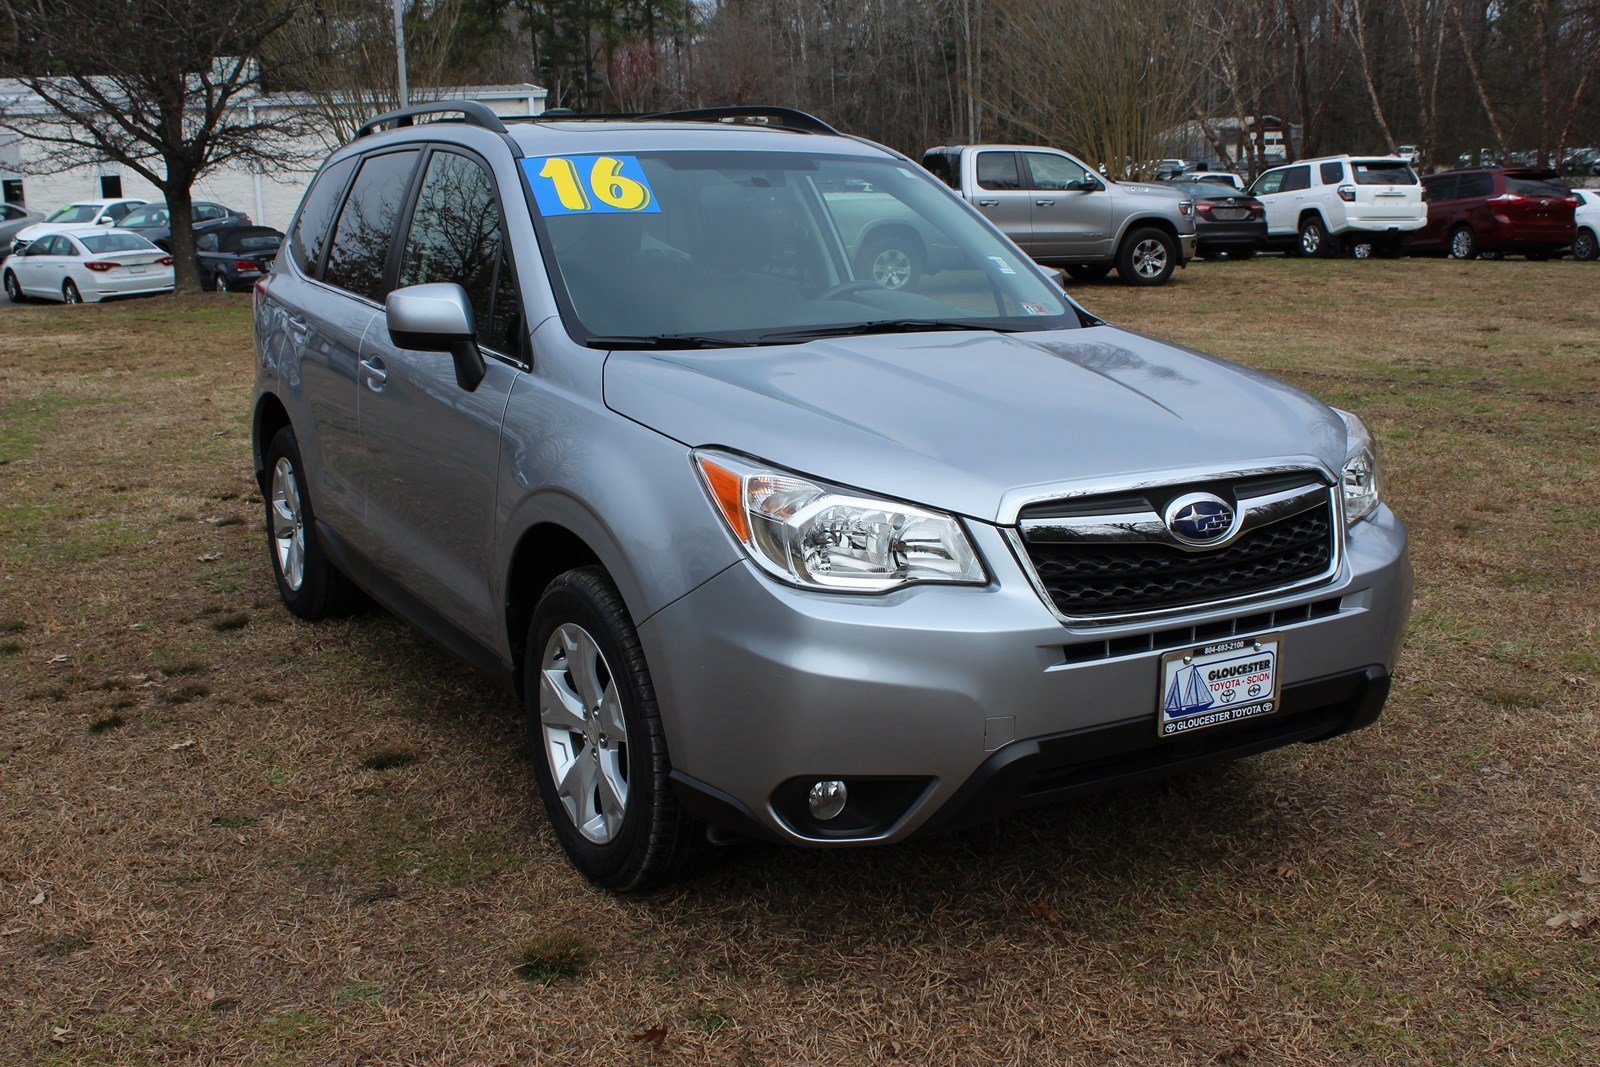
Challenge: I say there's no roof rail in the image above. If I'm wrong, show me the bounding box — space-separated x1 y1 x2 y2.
356 100 509 140
528 105 840 135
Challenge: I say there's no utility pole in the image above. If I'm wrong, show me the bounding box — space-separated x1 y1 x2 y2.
392 0 409 107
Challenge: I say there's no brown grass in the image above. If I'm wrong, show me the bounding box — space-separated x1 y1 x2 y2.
1 260 1598 1065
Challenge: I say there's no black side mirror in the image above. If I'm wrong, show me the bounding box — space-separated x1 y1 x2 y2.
385 283 486 391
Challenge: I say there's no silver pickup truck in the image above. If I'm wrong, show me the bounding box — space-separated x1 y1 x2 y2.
923 144 1196 285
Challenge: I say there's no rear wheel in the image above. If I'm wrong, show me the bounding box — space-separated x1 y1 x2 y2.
261 426 362 619
856 233 923 291
526 566 711 891
62 279 82 304
1574 228 1599 262
1447 226 1478 260
1115 227 1177 286
3 270 21 303
1348 240 1374 260
209 270 227 293
1064 262 1113 281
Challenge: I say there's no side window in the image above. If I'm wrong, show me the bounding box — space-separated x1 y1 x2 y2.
197 233 219 252
397 150 514 352
1023 152 1091 191
1251 170 1286 196
1459 172 1493 198
322 149 421 302
921 151 958 189
288 155 358 277
486 246 522 355
1319 161 1344 185
0 205 17 221
1422 175 1457 202
1279 166 1311 193
976 152 1021 191
195 204 224 222
104 201 135 221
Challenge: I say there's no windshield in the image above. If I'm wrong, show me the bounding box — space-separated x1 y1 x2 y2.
47 203 100 223
80 233 157 254
525 150 1078 345
120 204 170 228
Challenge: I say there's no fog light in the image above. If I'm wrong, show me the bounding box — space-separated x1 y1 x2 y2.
807 779 848 821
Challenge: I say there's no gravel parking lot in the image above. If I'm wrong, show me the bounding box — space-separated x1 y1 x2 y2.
2 260 1597 1064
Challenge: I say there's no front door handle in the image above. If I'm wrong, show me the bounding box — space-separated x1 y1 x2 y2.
977 198 1000 207
286 314 309 344
1035 199 1056 207
359 356 387 390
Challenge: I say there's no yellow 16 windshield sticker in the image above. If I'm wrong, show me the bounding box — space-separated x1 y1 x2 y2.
523 155 660 216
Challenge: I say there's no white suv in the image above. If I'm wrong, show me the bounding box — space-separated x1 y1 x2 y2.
1248 156 1425 258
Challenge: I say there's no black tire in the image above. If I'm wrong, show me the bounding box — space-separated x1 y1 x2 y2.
3 270 22 304
1229 246 1258 260
856 232 923 290
525 566 711 892
209 271 227 293
62 279 82 304
1114 226 1178 286
1297 215 1332 258
1447 227 1478 260
1575 228 1599 262
261 425 362 620
1063 262 1113 281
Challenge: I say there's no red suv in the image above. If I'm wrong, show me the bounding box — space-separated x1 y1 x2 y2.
1414 168 1578 259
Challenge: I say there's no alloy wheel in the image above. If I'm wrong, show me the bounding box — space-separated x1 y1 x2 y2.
1132 238 1169 278
539 623 630 844
1351 242 1373 260
870 247 914 289
1450 229 1475 259
4 274 17 302
1575 231 1597 261
270 457 306 592
1300 226 1321 256
63 280 81 303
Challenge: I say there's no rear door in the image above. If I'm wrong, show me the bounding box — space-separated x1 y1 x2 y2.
354 145 524 649
1418 174 1459 249
1020 150 1111 258
968 151 1035 251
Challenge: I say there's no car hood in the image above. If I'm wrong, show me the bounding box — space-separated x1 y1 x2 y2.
603 325 1348 522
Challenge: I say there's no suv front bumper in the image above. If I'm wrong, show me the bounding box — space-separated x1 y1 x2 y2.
639 508 1411 846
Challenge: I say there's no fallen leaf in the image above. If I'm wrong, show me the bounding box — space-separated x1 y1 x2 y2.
1546 910 1589 930
167 738 196 751
29 890 45 905
1027 901 1061 922
1579 872 1600 886
50 1027 70 1044
198 553 221 562
631 1025 669 1048
47 654 67 665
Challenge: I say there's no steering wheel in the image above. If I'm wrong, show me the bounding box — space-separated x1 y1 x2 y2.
817 279 887 301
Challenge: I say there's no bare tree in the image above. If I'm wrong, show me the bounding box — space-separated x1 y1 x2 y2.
0 0 315 292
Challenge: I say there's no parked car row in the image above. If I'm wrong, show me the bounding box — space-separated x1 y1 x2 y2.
2 221 283 304
6 197 251 256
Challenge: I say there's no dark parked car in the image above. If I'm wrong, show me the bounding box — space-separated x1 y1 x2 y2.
196 225 282 291
1413 168 1578 259
1166 180 1267 259
117 200 251 252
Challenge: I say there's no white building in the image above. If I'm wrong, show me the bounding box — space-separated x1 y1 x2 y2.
0 79 547 230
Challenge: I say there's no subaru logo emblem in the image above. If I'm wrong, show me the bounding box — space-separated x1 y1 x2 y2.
1164 493 1236 546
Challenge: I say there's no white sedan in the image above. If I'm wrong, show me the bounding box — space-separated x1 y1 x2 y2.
3 229 174 304
8 197 146 254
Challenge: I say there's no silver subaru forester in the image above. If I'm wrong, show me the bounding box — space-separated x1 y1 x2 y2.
251 103 1412 891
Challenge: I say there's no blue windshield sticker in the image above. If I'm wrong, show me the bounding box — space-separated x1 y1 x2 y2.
523 155 661 216
986 255 1017 275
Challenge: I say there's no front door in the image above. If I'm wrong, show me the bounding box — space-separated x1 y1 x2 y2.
355 147 526 649
1021 151 1112 258
969 151 1036 252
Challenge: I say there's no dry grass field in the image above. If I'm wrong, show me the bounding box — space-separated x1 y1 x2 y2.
2 258 1598 1065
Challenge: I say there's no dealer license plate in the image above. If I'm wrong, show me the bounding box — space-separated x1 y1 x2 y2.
1157 634 1282 738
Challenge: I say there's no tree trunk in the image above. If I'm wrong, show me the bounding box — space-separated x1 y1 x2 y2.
165 181 202 294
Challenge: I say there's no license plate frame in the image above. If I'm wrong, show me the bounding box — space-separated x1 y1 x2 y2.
1157 633 1283 739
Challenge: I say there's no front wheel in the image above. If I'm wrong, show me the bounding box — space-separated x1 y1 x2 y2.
1574 229 1599 262
1298 216 1331 258
3 271 22 303
1115 227 1177 286
209 270 227 293
526 567 711 891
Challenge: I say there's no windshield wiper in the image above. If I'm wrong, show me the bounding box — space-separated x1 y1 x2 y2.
753 319 1024 343
586 333 755 350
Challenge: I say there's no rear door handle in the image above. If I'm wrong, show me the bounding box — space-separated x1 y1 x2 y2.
977 198 1000 207
1035 199 1056 207
359 356 387 390
286 314 309 343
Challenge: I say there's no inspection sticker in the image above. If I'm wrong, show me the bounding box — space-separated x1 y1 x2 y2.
522 155 661 216
1157 634 1282 738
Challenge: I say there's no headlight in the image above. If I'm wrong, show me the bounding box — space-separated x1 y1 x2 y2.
1334 409 1380 524
693 450 985 592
